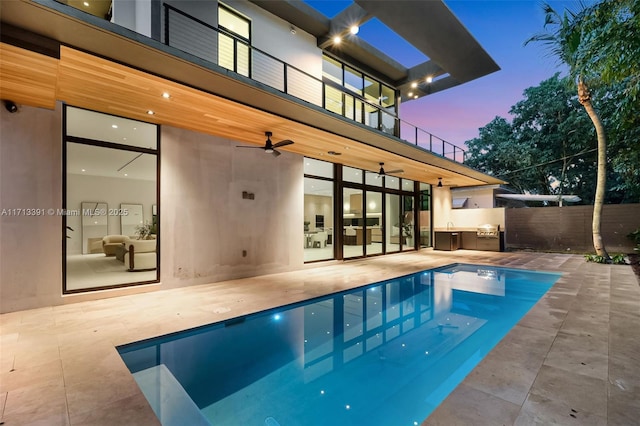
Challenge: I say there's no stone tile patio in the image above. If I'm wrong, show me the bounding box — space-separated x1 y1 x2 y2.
1 250 638 425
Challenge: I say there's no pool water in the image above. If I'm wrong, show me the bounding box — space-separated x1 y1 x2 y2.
118 263 560 426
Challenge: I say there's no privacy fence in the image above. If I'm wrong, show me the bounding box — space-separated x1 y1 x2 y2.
505 204 640 253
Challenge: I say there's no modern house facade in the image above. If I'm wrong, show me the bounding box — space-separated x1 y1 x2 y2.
0 0 503 313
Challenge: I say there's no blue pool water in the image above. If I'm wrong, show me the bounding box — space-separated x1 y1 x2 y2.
118 263 560 426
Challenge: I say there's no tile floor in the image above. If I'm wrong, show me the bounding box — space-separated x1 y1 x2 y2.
1 250 638 425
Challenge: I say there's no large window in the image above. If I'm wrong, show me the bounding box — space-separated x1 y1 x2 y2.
304 159 334 262
218 4 250 76
63 106 159 293
322 54 397 135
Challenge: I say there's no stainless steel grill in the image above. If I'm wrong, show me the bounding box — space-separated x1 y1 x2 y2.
477 224 499 238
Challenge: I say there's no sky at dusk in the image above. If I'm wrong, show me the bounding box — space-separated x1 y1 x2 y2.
306 0 588 149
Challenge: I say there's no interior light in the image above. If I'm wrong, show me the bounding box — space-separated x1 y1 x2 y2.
147 110 155 115
81 169 86 172
350 25 359 35
111 124 118 129
124 173 128 177
408 92 413 97
411 82 417 88
426 76 433 83
162 92 171 99
414 95 418 99
83 1 89 6
333 35 342 44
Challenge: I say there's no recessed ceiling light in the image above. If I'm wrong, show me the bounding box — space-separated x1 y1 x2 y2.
111 124 118 129
411 82 417 88
83 1 89 6
426 76 433 83
162 92 171 99
147 110 155 115
333 36 342 44
408 92 413 97
350 25 359 35
81 169 86 172
124 173 128 176
414 95 418 99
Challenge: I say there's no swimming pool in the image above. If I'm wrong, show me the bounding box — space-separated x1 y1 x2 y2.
118 263 560 426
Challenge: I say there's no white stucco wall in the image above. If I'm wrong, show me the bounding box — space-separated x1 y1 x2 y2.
113 0 152 37
450 208 506 229
160 125 304 288
1 104 63 312
451 187 496 209
432 186 505 229
224 0 322 79
0 104 304 313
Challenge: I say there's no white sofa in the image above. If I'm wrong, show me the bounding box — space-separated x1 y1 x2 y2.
124 239 157 271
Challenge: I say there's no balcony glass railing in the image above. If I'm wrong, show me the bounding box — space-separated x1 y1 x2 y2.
162 4 465 163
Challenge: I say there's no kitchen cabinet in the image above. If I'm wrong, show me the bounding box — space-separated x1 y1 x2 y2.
435 232 459 251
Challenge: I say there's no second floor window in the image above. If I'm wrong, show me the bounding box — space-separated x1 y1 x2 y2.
218 4 250 76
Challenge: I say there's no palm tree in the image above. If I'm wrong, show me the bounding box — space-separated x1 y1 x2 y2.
526 2 610 260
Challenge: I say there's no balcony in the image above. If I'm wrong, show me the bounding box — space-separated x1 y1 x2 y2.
163 4 466 163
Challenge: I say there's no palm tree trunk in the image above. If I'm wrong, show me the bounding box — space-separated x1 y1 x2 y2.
577 80 610 260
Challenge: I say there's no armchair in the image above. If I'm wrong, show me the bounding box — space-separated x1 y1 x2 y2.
124 239 157 271
311 231 328 248
102 235 128 256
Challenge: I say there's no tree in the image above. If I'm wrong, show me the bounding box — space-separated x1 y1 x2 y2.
525 2 611 259
465 75 600 202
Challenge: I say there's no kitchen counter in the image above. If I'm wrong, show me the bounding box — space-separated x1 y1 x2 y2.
434 228 504 252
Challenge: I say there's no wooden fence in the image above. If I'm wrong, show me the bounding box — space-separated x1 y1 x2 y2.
505 204 640 253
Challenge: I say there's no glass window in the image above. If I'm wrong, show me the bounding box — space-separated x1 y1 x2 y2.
64 106 158 293
342 166 362 184
219 6 249 39
304 177 334 262
419 182 431 248
218 5 250 77
304 158 333 178
385 193 400 253
366 191 383 255
364 77 380 104
381 85 395 109
322 55 342 85
343 187 364 258
402 179 414 192
344 66 363 95
325 85 343 115
401 195 414 251
385 176 400 190
365 170 382 187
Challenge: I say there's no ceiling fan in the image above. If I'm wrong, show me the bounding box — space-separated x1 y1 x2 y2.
372 162 404 178
237 131 294 157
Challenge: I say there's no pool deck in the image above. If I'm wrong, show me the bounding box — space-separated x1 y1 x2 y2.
1 250 639 425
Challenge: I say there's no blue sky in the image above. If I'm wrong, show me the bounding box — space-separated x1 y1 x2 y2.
305 1 586 149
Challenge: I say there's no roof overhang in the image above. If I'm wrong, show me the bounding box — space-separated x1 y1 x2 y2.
0 0 504 188
251 0 500 99
496 194 582 203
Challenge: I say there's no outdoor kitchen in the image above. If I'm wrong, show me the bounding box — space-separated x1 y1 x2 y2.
434 224 503 251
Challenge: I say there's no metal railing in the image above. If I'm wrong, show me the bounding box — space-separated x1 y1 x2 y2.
163 4 466 163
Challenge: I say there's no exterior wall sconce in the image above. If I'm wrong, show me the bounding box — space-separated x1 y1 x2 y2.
437 178 443 187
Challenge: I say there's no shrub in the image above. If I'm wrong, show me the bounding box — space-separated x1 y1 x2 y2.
584 253 627 264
